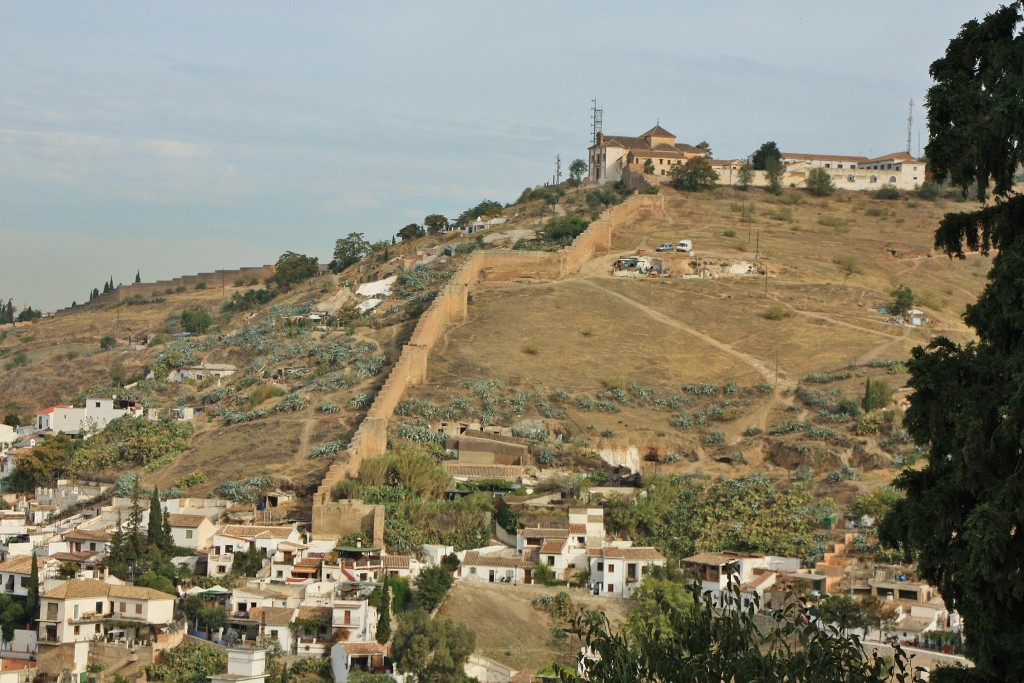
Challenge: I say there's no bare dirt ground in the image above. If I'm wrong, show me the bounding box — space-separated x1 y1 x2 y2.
404 186 989 488
439 580 631 674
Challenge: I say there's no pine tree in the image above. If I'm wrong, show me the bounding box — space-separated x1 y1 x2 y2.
26 553 39 627
109 276 115 292
135 270 141 283
376 580 392 643
148 487 162 549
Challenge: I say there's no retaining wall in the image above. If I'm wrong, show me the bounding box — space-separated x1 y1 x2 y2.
311 193 661 539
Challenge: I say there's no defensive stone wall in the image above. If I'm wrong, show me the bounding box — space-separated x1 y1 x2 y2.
54 265 277 315
310 193 661 538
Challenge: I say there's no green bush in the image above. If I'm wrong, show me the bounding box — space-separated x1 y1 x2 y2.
874 185 900 200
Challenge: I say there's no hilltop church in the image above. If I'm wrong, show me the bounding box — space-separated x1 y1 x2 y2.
588 124 707 185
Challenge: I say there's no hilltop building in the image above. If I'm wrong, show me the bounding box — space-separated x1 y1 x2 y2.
588 124 706 184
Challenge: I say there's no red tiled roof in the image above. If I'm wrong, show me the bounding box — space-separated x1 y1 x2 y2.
598 547 667 561
382 555 411 569
782 152 869 163
37 405 72 415
63 529 113 542
540 539 565 554
463 551 533 569
167 514 208 528
520 528 568 539
340 641 389 656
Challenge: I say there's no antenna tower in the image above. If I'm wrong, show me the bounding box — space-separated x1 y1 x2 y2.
591 98 603 145
554 155 562 185
906 99 913 154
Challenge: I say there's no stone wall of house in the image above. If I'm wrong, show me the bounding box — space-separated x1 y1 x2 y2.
310 193 661 538
309 498 385 546
54 265 277 315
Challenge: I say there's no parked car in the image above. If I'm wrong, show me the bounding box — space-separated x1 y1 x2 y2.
676 240 693 253
656 242 674 252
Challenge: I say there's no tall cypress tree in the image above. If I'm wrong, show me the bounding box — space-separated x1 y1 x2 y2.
147 487 162 549
375 580 392 644
127 480 143 560
161 508 174 554
26 553 39 627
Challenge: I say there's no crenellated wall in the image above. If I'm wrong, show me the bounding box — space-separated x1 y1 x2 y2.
54 265 277 315
311 193 661 539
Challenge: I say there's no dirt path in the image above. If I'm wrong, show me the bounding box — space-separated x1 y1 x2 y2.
296 418 315 461
579 278 784 384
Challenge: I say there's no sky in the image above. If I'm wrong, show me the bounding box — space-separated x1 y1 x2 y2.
0 1 1001 311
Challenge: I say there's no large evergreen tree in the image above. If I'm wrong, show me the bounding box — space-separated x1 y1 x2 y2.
148 487 163 549
375 581 391 644
880 4 1024 681
26 553 39 627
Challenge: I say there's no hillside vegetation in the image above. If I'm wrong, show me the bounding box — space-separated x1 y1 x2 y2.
0 182 990 506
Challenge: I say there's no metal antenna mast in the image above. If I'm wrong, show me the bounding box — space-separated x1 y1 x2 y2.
906 99 913 154
590 98 603 145
554 155 562 185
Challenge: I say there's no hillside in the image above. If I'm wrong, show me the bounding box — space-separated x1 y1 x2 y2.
0 183 990 505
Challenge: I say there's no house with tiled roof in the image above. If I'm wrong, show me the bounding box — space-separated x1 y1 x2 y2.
61 528 112 557
167 513 216 549
682 551 800 611
207 525 302 577
331 640 389 680
459 549 535 585
588 124 708 185
37 577 175 646
0 554 61 597
588 546 667 598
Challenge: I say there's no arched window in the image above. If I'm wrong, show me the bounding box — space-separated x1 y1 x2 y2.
870 175 878 183
889 176 897 184
847 174 856 182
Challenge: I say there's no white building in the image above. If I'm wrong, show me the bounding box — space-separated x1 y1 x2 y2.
167 514 216 550
37 577 175 645
588 546 666 598
683 551 800 611
35 400 143 437
208 525 302 577
168 363 236 383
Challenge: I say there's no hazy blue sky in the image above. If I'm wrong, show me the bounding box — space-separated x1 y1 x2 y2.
1 1 998 311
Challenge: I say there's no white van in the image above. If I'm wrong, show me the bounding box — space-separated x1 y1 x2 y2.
676 240 693 254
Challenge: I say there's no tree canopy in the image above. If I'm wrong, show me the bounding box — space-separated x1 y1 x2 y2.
392 610 475 683
567 578 921 682
423 214 449 235
568 159 588 183
806 167 836 196
269 251 319 289
751 141 781 170
398 223 425 241
331 232 371 273
880 4 1024 681
180 306 213 335
668 156 719 192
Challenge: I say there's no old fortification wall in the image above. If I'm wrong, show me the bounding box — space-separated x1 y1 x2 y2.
311 193 661 538
54 265 277 315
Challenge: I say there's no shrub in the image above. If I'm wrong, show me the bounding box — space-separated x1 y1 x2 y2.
767 207 793 222
763 304 790 320
522 341 539 355
805 168 836 196
875 185 900 200
818 215 850 231
918 179 941 200
722 229 737 238
195 281 208 290
100 335 117 350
